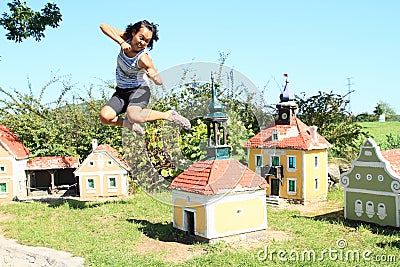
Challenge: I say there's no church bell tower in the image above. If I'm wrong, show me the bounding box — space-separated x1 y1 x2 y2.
276 74 298 125
204 74 230 159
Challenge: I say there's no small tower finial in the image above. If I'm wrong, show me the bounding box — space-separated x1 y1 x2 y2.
280 73 294 102
208 72 225 114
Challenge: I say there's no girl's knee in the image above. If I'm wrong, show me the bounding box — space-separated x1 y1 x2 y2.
126 113 146 123
126 107 147 123
99 114 112 125
100 108 117 125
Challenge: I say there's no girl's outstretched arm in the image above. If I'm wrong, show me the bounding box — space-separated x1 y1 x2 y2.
100 23 127 47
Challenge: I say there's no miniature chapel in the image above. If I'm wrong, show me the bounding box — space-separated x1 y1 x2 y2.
169 79 269 242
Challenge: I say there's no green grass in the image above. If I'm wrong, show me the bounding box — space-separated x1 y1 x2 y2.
0 190 399 266
359 121 400 145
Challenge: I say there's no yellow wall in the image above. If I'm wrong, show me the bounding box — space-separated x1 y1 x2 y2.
303 150 328 200
78 153 123 173
248 147 328 201
0 159 13 177
214 198 265 233
248 149 263 170
0 149 14 201
0 179 13 201
79 174 101 198
173 198 206 234
0 145 11 157
279 149 303 200
102 174 123 197
76 151 128 198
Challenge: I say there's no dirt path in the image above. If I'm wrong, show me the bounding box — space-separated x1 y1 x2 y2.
0 236 85 267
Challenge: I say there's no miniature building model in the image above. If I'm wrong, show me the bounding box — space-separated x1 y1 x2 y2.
340 138 400 227
26 156 79 195
0 125 31 201
169 79 268 242
75 140 130 198
245 76 331 204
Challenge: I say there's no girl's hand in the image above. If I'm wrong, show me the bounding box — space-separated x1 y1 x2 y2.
120 41 131 52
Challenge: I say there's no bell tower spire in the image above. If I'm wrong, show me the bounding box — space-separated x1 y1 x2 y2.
277 73 298 125
205 73 230 159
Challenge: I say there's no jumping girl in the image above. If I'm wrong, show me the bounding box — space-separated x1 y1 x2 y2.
99 20 191 135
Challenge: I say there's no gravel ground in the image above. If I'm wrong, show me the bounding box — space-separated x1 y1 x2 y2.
0 236 85 267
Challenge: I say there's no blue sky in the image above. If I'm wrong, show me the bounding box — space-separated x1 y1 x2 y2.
1 0 399 115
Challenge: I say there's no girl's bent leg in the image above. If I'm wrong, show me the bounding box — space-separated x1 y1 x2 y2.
126 106 168 123
100 106 123 126
126 106 191 130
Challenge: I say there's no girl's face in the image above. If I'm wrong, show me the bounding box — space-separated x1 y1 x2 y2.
131 27 153 52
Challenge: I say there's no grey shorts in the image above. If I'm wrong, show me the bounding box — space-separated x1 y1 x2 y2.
106 86 150 115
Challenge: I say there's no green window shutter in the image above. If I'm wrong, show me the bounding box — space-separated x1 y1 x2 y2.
272 156 280 166
289 157 296 168
88 179 95 189
109 178 116 187
289 180 296 192
0 183 6 193
256 155 262 167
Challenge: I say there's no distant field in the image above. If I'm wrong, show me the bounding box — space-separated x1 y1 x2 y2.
359 121 400 145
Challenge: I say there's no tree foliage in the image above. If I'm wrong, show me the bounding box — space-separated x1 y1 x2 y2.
296 91 370 160
373 101 396 119
0 0 62 42
381 133 400 150
0 77 121 159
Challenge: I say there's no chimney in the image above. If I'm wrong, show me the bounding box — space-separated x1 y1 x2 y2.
92 139 98 151
309 126 318 142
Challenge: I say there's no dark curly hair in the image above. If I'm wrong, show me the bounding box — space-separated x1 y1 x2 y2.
123 20 159 50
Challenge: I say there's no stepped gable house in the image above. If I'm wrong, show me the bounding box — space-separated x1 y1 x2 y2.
340 138 400 227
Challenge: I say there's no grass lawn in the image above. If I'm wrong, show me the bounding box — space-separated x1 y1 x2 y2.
0 189 399 266
359 121 400 146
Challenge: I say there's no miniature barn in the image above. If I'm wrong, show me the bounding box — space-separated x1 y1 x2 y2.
340 138 400 227
26 156 79 196
169 80 268 242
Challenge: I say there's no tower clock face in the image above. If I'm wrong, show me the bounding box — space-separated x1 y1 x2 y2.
281 112 288 120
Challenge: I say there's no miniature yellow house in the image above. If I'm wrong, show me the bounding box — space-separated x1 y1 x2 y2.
74 140 130 198
0 125 31 201
245 76 331 204
169 80 268 242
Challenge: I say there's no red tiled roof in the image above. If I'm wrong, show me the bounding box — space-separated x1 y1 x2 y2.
94 144 131 170
244 117 331 150
169 158 269 195
27 156 79 170
0 125 31 159
381 149 400 176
